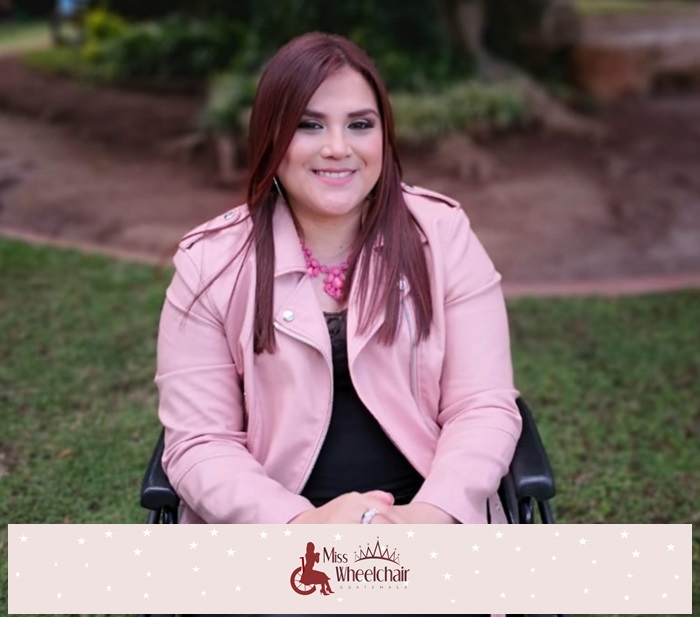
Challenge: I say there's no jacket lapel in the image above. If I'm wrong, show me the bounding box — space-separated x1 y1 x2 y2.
271 200 331 359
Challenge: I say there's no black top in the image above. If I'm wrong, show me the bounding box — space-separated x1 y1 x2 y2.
301 310 424 507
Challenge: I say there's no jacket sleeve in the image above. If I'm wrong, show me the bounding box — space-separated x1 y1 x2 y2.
412 206 522 523
155 245 313 523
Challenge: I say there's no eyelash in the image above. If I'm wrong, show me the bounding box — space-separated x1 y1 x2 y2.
297 120 375 130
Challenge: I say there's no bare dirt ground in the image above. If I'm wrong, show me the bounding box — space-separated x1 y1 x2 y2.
1 54 699 292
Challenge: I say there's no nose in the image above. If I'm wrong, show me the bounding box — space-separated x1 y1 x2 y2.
321 127 351 158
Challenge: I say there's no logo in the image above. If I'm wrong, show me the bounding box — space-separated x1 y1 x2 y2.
290 541 334 596
289 537 410 596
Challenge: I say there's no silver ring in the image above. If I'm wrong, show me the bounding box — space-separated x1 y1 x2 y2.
360 507 379 524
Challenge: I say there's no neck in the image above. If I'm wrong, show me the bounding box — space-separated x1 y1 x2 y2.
294 212 361 262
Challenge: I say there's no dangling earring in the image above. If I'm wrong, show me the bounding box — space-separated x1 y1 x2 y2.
272 176 282 195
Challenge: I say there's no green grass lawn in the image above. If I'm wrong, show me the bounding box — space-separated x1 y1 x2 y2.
1 237 698 615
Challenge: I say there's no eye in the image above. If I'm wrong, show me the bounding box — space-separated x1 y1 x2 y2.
349 119 375 130
297 119 322 130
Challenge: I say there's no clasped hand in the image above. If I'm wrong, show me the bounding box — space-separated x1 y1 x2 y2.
290 490 457 524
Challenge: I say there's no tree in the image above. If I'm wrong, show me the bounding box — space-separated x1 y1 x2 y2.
435 0 601 137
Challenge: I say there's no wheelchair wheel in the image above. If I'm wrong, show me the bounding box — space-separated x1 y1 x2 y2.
290 566 316 595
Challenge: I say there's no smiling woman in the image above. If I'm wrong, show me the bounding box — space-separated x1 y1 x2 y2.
276 68 383 234
155 31 519 616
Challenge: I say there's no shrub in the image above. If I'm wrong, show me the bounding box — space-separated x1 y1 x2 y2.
391 80 532 144
79 10 242 86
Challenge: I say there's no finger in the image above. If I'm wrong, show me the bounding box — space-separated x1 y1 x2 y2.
370 513 392 525
363 490 395 505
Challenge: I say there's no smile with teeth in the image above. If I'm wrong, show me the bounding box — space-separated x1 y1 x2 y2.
315 170 354 179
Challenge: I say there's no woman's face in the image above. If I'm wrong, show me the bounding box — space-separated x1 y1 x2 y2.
276 68 383 228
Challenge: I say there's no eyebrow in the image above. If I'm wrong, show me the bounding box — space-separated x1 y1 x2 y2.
302 108 380 119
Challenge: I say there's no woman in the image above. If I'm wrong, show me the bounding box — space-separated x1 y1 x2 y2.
156 32 521 528
300 542 334 595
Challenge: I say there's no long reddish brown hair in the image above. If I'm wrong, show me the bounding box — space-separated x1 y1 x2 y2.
195 33 433 354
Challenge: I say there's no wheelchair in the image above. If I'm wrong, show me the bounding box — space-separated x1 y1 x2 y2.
139 397 563 617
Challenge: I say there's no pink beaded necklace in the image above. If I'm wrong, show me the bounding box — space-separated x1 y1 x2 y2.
301 241 349 301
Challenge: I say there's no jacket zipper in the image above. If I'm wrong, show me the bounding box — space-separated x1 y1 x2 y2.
273 321 334 495
401 295 437 436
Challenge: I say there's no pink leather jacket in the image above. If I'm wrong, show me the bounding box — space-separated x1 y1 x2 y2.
156 184 522 525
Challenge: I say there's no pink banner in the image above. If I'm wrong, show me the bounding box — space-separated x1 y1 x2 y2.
8 523 692 614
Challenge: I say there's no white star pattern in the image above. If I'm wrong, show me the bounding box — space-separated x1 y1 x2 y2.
134 548 142 556
337 597 344 603
15 571 20 577
495 531 504 539
190 542 198 549
283 529 292 537
84 562 89 568
592 559 597 565
674 574 680 580
430 551 438 559
667 543 675 551
143 529 151 537
104 531 113 538
106 585 111 592
530 594 536 599
451 598 456 603
259 531 268 539
500 592 506 598
210 529 219 537
227 549 235 556
406 530 415 538
56 593 62 599
579 538 587 545
584 588 589 594
144 593 149 599
443 572 452 580
78 538 86 545
627 573 633 578
235 585 241 592
632 550 640 558
193 566 200 573
551 555 557 561
146 571 151 578
515 546 522 552
20 535 28 542
620 531 629 539
201 590 206 596
334 533 342 541
474 569 480 575
662 593 668 599
471 544 480 552
530 567 536 573
624 595 630 601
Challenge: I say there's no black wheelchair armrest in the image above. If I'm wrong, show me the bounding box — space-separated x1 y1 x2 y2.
140 429 179 513
511 397 556 502
498 397 557 524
